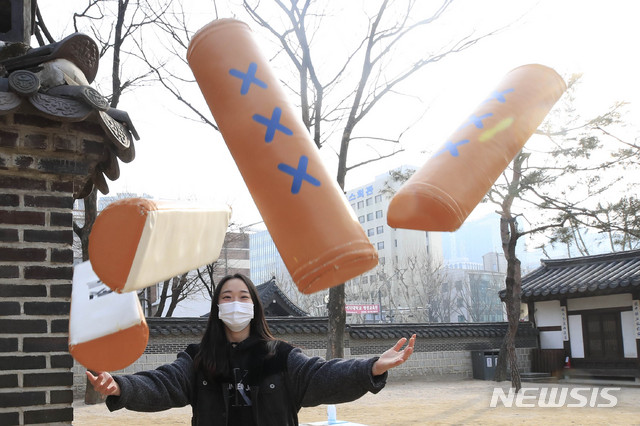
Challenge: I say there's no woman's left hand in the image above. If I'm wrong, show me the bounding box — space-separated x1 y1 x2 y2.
371 334 416 376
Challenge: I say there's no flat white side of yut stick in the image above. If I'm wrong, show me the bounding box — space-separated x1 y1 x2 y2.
69 260 144 345
122 206 231 292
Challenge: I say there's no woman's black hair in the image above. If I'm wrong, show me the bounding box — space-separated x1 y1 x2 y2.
194 273 275 379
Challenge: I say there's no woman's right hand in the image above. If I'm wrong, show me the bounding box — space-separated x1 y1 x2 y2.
86 371 121 396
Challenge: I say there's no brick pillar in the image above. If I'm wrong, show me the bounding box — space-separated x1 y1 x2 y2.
0 111 106 425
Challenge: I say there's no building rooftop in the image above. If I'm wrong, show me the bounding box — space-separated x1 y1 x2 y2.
256 278 309 317
515 249 640 302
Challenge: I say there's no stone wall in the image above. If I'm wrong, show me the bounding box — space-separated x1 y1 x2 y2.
71 318 537 399
0 111 106 425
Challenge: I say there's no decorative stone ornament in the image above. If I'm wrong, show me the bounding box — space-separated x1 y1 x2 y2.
97 110 135 163
29 92 93 121
47 84 110 112
0 31 139 196
1 33 99 83
92 165 110 195
101 150 121 181
105 107 140 140
8 69 40 96
0 90 22 113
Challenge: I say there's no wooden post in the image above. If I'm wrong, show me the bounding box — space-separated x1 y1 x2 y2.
634 292 640 380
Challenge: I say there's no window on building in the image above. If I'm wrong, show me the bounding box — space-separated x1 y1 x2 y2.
394 239 398 247
358 215 365 223
367 228 375 237
350 203 356 210
370 274 377 283
458 315 466 323
376 226 384 234
357 201 364 209
375 210 383 219
377 241 384 250
366 197 373 206
367 213 374 221
379 257 385 265
361 276 368 284
375 194 382 203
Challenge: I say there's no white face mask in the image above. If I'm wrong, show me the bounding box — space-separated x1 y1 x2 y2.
218 301 254 332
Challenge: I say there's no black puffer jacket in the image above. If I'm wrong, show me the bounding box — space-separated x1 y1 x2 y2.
106 338 387 425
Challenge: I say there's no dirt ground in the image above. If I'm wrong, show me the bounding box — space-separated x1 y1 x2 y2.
73 378 640 425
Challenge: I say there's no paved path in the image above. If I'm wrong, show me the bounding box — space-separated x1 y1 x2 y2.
73 378 640 425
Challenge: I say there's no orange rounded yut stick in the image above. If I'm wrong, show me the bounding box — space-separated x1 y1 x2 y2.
387 64 566 232
70 321 149 372
89 198 231 293
69 261 149 372
187 19 377 294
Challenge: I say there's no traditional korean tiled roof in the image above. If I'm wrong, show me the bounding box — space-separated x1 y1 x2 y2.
146 317 328 337
266 317 328 335
148 317 208 337
256 278 309 317
347 322 536 339
516 249 640 302
147 317 536 339
0 32 138 197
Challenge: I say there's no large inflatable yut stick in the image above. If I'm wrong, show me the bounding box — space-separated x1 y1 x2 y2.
69 261 148 372
89 198 231 293
187 19 378 294
387 64 566 232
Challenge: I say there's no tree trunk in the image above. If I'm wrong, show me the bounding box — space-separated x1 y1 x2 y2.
494 336 509 381
166 273 188 317
326 284 346 359
494 213 523 391
154 279 171 317
74 188 97 261
507 257 523 392
495 268 522 391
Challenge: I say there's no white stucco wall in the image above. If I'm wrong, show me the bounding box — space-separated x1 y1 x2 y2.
535 300 564 349
621 310 638 358
539 330 564 349
566 293 632 311
568 314 584 358
534 300 562 326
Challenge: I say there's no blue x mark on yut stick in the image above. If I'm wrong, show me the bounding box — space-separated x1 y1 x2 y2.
435 139 470 157
278 156 321 194
459 113 493 130
253 107 293 143
229 62 268 95
483 88 514 103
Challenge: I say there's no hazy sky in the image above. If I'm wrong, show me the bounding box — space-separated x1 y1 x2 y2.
39 1 640 227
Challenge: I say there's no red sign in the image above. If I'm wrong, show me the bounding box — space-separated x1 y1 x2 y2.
345 304 380 314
